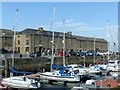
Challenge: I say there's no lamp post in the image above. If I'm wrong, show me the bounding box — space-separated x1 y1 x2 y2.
39 45 42 57
82 56 86 67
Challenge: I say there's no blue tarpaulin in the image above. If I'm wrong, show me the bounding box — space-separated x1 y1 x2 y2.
52 64 72 69
94 65 104 70
11 66 34 75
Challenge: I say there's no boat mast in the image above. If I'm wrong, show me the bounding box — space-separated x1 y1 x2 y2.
107 20 110 60
104 20 110 80
62 19 66 66
118 18 120 59
12 9 19 69
51 6 56 72
93 36 96 65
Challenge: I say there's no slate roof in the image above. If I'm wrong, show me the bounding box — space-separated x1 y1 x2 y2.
1 28 107 43
17 28 64 37
0 29 13 37
73 35 107 42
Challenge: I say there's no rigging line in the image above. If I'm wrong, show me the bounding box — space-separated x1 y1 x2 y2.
107 23 117 51
62 19 66 66
47 18 54 51
46 17 54 51
109 26 117 45
55 21 64 54
12 9 19 67
55 32 62 54
39 7 55 68
45 31 49 52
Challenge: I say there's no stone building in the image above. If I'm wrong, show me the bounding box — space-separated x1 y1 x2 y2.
0 29 13 75
15 28 107 55
0 29 13 52
0 28 109 75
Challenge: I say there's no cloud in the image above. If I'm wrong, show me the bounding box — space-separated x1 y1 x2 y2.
42 18 117 30
55 20 105 32
42 19 118 36
41 19 118 51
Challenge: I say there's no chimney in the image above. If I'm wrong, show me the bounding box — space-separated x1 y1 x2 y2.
67 31 72 35
38 27 43 31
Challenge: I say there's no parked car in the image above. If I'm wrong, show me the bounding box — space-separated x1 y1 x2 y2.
69 51 78 56
87 51 99 56
0 48 9 53
77 51 87 56
87 51 93 56
29 52 41 57
58 51 70 57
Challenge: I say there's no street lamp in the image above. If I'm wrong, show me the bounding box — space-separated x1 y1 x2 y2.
39 44 42 47
39 44 42 57
82 56 86 67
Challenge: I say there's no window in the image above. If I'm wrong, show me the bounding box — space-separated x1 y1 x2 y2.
5 42 7 45
5 37 7 40
18 47 20 53
26 40 29 45
26 47 29 52
79 41 81 48
18 40 20 44
39 40 41 44
26 35 29 38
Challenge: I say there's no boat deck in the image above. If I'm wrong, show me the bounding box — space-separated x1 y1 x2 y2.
0 78 9 90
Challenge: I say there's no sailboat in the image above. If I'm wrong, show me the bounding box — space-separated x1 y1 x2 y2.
1 9 39 89
67 37 102 77
38 7 80 84
88 37 103 76
107 59 120 78
105 21 120 78
1 76 41 89
10 9 33 76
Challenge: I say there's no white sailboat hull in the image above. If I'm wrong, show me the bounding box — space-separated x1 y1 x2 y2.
89 70 101 74
39 72 80 82
67 64 89 75
1 76 40 89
